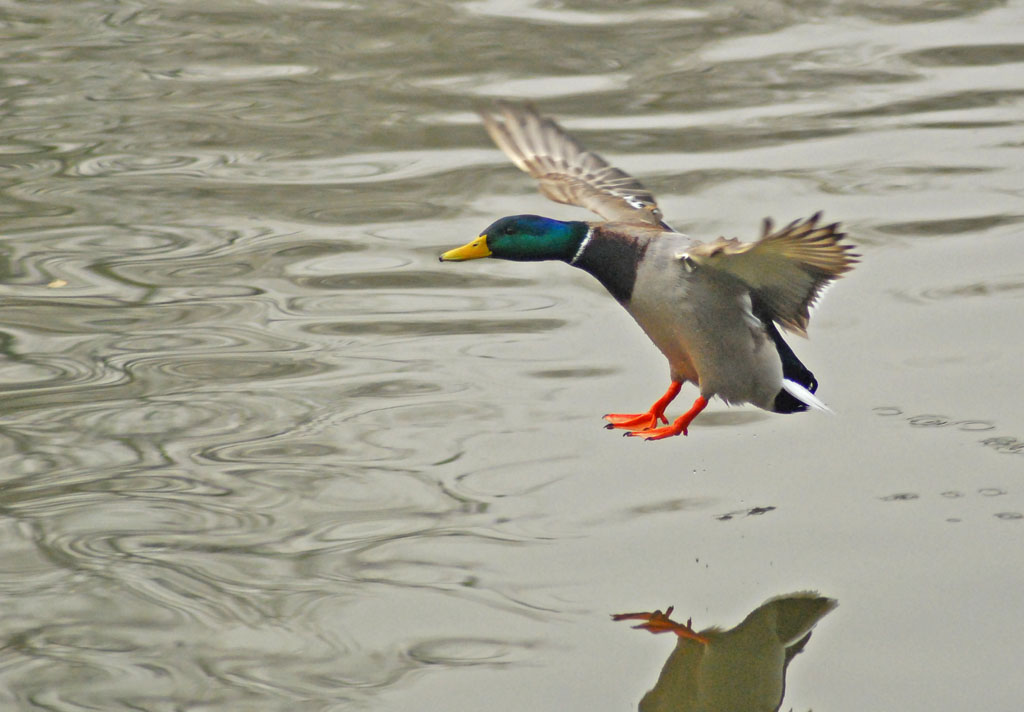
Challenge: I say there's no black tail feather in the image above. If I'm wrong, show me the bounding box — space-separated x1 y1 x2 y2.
753 298 818 414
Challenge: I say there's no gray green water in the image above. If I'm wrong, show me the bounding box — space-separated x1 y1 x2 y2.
1 1 1022 710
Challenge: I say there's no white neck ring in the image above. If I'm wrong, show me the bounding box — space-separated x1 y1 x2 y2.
568 228 593 266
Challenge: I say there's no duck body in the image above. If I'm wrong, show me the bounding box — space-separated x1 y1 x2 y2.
441 103 858 439
573 223 785 411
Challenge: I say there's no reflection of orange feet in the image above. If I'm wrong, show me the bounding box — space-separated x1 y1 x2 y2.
624 396 709 441
612 606 709 644
604 382 682 432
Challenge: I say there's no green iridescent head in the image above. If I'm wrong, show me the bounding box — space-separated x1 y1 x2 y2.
440 215 589 262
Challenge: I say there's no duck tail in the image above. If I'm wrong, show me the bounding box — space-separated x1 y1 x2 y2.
753 295 831 414
781 379 834 414
758 315 814 413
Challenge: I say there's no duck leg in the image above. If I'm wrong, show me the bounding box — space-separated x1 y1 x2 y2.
604 381 682 432
612 606 709 644
625 395 708 441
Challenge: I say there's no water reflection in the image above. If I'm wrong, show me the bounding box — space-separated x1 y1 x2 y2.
615 593 837 712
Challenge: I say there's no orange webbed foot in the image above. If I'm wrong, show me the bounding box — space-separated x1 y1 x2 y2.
603 381 682 432
623 396 709 441
603 411 664 431
612 606 709 644
624 417 691 440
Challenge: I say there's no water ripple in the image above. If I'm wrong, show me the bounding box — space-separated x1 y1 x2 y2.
892 275 1024 303
464 0 707 25
68 148 496 186
149 63 317 82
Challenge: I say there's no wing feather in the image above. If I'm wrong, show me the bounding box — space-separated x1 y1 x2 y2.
479 102 669 228
685 212 859 335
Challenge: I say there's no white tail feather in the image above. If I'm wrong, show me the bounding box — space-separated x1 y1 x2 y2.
782 379 834 414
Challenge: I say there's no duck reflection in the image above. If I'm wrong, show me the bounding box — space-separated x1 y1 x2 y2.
614 592 836 712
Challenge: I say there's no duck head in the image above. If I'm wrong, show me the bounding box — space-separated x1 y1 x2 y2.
440 215 589 262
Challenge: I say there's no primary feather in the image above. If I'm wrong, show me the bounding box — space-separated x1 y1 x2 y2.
685 213 858 336
480 102 669 227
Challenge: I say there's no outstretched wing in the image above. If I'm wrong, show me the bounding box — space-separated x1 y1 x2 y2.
685 213 859 335
479 102 669 228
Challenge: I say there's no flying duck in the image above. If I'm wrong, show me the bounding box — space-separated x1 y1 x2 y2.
440 103 858 440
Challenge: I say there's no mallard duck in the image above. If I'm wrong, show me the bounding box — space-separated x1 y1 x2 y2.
440 103 858 440
613 592 837 712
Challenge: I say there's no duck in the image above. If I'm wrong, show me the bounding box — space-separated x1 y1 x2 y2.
440 103 858 440
613 592 838 712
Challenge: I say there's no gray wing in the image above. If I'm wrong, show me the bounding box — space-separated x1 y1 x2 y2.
684 213 859 335
479 102 669 228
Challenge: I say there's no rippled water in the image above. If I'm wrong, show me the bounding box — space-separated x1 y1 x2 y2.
1 1 1022 710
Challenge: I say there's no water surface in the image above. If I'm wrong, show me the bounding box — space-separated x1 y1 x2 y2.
1 1 1022 710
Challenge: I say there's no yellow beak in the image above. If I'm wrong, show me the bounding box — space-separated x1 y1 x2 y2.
440 235 492 261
